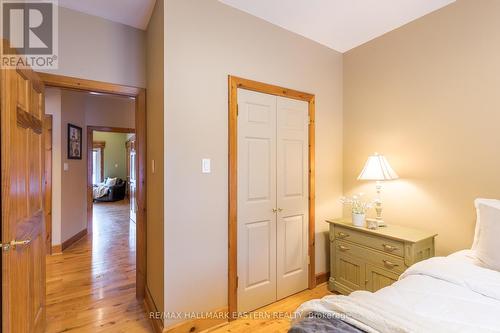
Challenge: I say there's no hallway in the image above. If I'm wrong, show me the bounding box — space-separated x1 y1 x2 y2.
45 200 153 333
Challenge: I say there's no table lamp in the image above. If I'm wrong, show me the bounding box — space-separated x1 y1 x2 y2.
357 153 399 226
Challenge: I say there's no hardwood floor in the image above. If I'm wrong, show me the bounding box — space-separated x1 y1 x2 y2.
209 284 331 333
45 200 153 333
45 199 331 333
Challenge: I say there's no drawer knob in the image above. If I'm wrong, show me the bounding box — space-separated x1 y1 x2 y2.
337 232 350 239
338 245 350 251
382 244 398 252
383 259 399 268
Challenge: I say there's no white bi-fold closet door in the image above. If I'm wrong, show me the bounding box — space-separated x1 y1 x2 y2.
237 88 309 313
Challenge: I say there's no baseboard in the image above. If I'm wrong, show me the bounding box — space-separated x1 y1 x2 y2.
163 307 228 333
315 272 330 285
144 285 164 333
51 244 62 255
61 228 87 251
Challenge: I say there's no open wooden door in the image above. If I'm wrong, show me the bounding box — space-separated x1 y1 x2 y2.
1 62 47 331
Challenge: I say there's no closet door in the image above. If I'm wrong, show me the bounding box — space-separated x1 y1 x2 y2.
237 89 277 312
276 96 309 300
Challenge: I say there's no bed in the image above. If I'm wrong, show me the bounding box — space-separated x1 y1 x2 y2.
291 250 500 332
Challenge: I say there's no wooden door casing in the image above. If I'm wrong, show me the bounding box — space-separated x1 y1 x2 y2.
1 65 46 333
44 115 53 254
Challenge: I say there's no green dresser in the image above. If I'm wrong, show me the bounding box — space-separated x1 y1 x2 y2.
326 218 437 295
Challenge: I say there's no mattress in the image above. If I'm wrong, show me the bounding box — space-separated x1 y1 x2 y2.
290 250 500 333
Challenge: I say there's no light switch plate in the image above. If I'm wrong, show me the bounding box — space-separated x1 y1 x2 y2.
63 162 69 171
202 158 211 174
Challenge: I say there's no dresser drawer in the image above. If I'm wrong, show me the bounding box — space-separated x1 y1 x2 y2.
333 225 404 257
334 240 405 274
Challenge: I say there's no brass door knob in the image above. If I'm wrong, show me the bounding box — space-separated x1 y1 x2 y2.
10 239 31 249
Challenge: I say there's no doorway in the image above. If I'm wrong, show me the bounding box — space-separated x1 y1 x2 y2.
87 127 136 233
38 72 147 300
228 76 316 317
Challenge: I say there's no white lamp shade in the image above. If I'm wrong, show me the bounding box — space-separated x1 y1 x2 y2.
358 154 399 181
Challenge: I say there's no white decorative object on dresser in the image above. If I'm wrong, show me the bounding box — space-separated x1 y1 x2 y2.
326 218 437 294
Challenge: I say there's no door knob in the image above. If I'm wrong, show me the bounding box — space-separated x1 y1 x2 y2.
277 208 283 212
0 243 10 252
10 239 31 249
272 208 278 213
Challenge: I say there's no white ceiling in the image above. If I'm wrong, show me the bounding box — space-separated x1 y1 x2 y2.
58 0 156 30
220 0 455 53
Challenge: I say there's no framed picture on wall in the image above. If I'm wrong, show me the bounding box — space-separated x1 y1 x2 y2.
68 124 82 160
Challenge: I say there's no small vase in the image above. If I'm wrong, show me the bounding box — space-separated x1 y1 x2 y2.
352 213 366 227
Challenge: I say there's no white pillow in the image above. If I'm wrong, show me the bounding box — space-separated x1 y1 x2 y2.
105 177 117 186
473 198 500 271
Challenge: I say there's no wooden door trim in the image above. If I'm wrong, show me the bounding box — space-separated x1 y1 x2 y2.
44 115 53 254
37 72 141 97
37 72 147 300
228 75 316 318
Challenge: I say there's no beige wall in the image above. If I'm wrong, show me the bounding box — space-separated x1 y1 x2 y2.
146 0 165 313
343 0 500 255
164 0 343 326
61 91 88 242
39 6 146 87
45 89 135 244
86 94 135 129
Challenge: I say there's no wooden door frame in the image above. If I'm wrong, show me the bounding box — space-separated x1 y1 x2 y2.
228 75 316 317
87 126 135 231
44 115 53 255
36 72 147 300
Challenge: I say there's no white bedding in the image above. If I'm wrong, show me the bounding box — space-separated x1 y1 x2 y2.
294 250 500 333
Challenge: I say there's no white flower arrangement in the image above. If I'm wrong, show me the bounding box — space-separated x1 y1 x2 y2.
340 193 375 214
